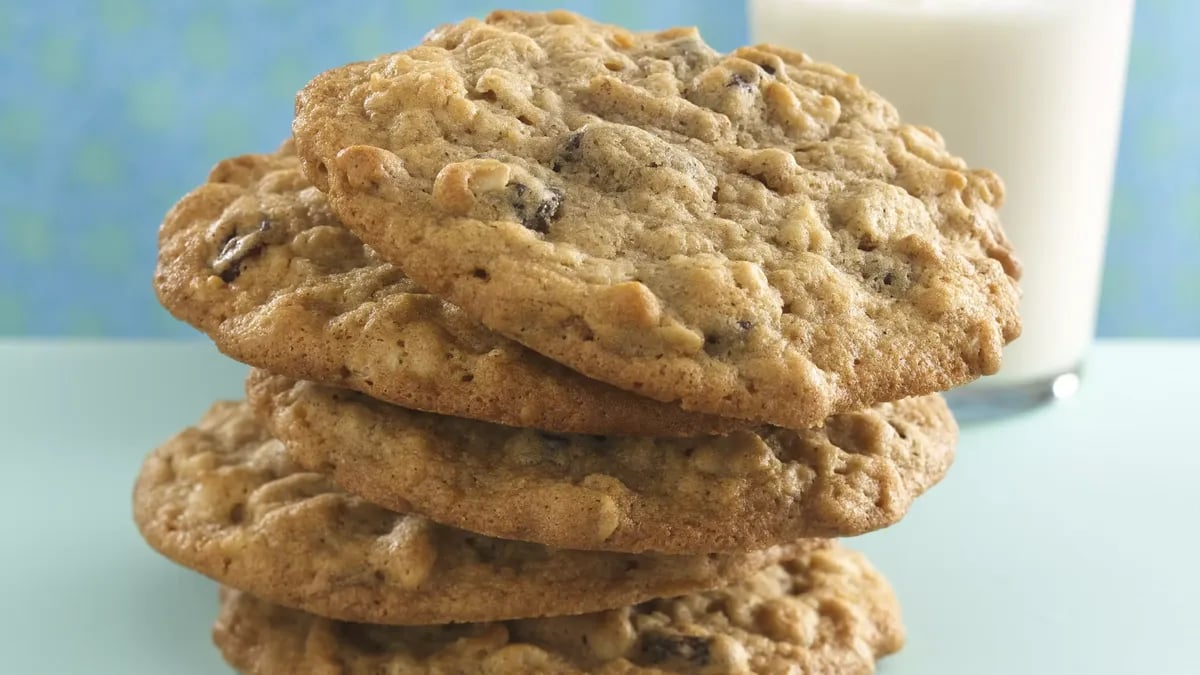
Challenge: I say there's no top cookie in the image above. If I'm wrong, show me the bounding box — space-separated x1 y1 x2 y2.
293 9 1021 429
154 142 743 436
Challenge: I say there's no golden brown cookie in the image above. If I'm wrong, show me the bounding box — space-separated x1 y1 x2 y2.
293 10 1021 430
153 143 746 436
133 401 803 624
214 542 903 674
248 371 956 554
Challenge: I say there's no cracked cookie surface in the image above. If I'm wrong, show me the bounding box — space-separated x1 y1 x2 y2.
133 401 801 624
248 371 956 554
293 10 1020 429
153 143 745 436
214 542 902 675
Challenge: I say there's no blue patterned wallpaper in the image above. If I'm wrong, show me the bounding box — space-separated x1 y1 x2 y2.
0 0 1196 336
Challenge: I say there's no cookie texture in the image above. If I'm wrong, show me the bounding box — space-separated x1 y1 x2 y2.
153 143 745 436
248 371 956 554
293 10 1021 430
214 542 903 675
133 401 801 624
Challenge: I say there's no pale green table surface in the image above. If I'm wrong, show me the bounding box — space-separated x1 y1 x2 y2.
1 340 1197 674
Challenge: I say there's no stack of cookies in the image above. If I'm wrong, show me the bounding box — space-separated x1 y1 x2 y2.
136 10 1020 674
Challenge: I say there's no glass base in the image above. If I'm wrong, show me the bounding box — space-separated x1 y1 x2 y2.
943 363 1083 424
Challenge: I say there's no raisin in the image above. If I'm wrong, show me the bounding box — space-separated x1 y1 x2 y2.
759 63 776 75
552 131 585 172
564 130 584 153
508 184 564 234
529 187 563 233
883 272 895 286
727 72 754 90
737 320 753 330
639 633 712 666
218 258 249 283
213 219 272 283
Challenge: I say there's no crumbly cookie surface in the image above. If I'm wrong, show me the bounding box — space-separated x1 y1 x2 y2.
133 401 800 624
214 542 903 675
248 371 955 554
293 10 1021 429
153 143 745 436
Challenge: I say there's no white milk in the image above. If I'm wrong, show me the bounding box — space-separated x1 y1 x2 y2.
749 0 1133 386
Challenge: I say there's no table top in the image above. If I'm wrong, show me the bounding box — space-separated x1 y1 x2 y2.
1 339 1197 674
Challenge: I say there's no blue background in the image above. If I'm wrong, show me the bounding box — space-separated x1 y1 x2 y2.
0 0 1196 337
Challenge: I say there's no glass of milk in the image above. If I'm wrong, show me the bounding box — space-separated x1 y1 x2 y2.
749 0 1134 420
